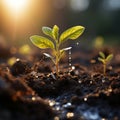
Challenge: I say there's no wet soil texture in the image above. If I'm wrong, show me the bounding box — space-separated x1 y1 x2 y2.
0 46 120 120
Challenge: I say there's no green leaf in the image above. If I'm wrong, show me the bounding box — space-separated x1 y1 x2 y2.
60 26 85 43
98 57 105 63
42 27 53 38
30 35 54 49
106 54 113 62
99 52 105 59
52 25 59 40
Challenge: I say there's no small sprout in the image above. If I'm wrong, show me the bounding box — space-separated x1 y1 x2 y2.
30 25 85 76
98 51 113 76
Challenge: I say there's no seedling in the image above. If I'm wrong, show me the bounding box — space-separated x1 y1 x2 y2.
30 25 85 76
98 51 113 76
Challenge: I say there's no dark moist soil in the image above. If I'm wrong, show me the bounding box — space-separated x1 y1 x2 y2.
0 46 120 120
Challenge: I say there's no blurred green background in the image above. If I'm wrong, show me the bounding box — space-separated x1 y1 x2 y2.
0 0 120 47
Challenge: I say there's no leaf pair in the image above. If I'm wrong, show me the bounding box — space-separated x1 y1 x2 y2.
30 25 85 50
98 51 113 76
98 51 113 64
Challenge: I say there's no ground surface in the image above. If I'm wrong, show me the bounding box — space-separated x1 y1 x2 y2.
0 46 120 120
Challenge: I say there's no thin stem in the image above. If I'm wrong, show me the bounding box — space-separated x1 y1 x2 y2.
56 61 59 76
103 63 106 76
55 41 60 76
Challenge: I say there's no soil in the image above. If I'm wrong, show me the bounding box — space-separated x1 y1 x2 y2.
0 45 120 120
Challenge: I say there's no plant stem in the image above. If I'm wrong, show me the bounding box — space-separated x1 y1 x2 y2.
55 41 60 76
103 63 106 76
56 61 59 76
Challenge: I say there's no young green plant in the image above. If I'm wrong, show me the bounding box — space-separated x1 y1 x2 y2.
30 25 85 76
98 51 113 76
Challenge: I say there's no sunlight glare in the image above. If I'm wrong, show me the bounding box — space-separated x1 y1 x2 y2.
3 0 28 13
